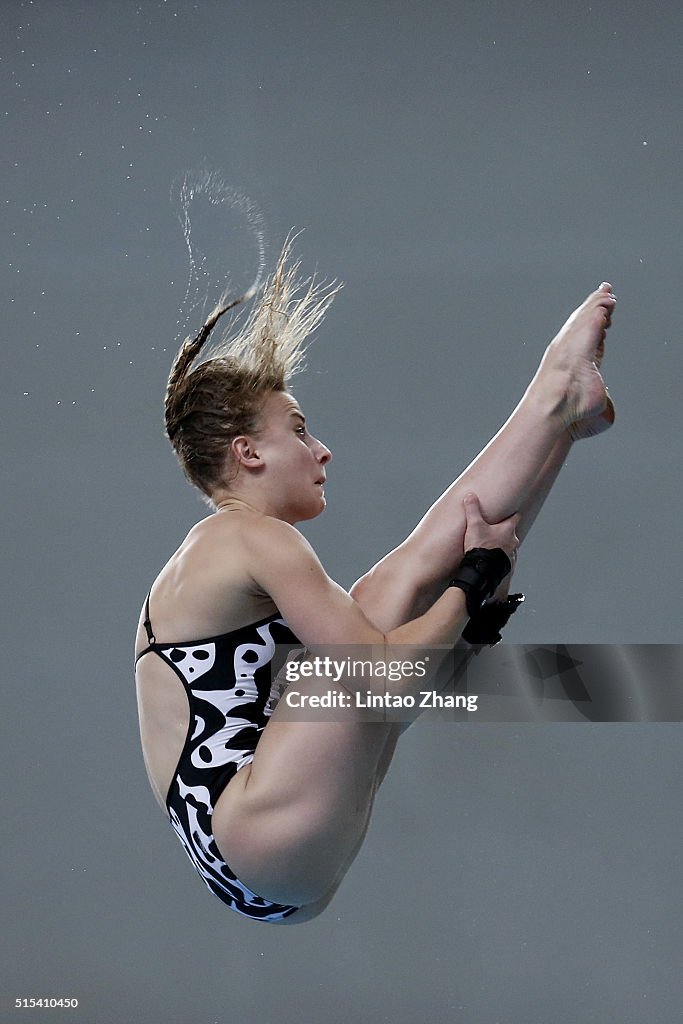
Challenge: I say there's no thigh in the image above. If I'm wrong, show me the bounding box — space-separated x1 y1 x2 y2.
211 563 428 908
212 707 393 907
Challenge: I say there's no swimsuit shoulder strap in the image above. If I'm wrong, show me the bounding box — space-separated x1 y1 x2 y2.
135 590 157 665
143 589 156 645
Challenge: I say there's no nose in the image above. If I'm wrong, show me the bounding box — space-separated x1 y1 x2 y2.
314 437 332 465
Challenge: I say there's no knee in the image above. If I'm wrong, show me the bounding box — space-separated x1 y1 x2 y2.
349 560 405 629
351 547 422 599
349 570 375 604
351 548 443 619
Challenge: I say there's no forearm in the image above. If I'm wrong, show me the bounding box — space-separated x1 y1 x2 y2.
384 585 468 651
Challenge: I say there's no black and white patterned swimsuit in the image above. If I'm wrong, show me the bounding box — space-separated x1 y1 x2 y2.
135 593 304 922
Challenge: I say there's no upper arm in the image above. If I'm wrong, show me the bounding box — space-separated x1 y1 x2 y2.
244 517 385 649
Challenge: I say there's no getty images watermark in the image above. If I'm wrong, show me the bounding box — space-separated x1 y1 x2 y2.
269 644 683 723
282 653 478 712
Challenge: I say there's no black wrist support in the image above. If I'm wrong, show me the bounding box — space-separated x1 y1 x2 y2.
448 547 512 619
462 592 525 646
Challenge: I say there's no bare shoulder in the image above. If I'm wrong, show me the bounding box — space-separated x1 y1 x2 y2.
240 514 317 565
141 512 283 641
235 516 381 647
193 510 317 581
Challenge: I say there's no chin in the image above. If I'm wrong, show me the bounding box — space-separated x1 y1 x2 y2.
295 499 326 523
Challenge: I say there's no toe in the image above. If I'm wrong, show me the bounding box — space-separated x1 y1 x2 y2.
597 291 616 312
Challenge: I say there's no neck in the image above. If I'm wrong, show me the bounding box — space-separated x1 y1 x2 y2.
214 495 262 514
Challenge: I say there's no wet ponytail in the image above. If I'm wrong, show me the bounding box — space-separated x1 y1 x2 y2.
163 235 341 502
165 293 251 442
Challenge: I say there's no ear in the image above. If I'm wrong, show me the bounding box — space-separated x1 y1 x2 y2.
230 435 264 469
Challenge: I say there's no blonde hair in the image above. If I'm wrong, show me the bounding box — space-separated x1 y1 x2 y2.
164 235 341 500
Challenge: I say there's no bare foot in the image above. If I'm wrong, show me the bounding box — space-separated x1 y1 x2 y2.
532 283 617 428
567 392 616 441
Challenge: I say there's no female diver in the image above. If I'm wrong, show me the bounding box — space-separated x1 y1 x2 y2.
135 240 617 923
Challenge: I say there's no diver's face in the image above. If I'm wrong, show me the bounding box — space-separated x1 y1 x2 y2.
256 390 332 523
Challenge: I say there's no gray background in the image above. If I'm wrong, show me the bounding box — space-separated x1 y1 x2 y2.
2 1 682 1021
